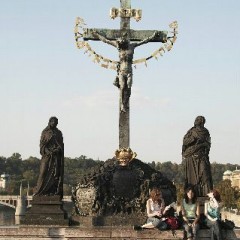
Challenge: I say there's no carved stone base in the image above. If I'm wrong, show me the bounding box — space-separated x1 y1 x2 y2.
72 158 177 218
71 214 146 226
21 195 69 225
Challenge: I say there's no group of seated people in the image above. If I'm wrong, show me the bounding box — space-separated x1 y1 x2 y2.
133 186 225 240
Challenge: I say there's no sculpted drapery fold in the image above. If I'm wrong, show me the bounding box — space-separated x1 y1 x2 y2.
182 116 213 197
34 117 64 198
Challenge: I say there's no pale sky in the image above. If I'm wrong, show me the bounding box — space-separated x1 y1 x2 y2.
0 1 239 164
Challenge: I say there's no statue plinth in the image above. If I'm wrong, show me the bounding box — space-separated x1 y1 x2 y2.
21 195 69 225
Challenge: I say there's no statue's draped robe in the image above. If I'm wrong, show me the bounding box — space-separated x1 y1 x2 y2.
182 126 213 196
35 126 64 198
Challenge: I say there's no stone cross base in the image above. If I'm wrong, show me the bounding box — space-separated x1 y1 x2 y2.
0 227 239 240
20 195 69 225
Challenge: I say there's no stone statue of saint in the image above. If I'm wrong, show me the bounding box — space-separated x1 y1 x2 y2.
182 116 213 197
92 31 159 112
34 116 64 198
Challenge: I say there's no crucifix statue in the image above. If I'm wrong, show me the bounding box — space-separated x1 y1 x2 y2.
75 0 177 149
91 30 160 113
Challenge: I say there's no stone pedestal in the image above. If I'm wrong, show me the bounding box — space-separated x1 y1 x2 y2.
21 195 69 225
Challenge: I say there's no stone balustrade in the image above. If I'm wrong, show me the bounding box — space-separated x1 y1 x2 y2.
0 227 239 240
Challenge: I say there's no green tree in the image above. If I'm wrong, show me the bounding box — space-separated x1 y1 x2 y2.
216 179 236 208
9 153 22 161
211 162 239 185
0 156 7 173
155 161 184 184
156 161 175 180
64 156 103 186
148 161 156 169
5 153 22 175
5 179 21 195
22 170 36 186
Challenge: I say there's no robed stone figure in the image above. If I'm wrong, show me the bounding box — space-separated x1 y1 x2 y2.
34 116 64 198
182 116 213 197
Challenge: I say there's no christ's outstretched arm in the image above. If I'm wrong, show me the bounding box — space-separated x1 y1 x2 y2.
91 30 118 48
133 31 160 48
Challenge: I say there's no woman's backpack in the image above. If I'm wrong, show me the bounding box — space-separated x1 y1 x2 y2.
219 219 235 230
166 217 179 230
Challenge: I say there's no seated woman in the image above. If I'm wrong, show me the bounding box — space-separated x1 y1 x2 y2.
134 188 171 230
181 186 200 240
204 189 223 240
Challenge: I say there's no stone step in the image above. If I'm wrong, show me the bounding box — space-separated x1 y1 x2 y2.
0 226 239 239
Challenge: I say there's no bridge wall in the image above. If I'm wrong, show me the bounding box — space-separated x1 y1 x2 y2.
0 201 16 209
0 195 71 210
0 196 22 209
0 227 239 240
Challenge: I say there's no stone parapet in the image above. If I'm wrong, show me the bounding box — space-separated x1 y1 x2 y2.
0 227 239 240
71 215 145 226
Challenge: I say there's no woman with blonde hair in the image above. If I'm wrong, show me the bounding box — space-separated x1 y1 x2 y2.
134 188 171 230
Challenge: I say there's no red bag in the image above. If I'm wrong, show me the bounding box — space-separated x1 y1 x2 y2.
166 217 179 230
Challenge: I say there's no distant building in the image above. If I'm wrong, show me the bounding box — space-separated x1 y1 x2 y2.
223 168 240 189
0 173 10 189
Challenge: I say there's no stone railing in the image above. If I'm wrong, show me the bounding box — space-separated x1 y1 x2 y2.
0 227 239 240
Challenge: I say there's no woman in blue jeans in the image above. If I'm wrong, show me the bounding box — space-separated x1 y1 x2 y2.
181 186 200 240
205 189 223 240
134 188 170 230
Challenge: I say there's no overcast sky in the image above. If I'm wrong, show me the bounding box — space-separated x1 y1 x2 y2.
0 0 239 164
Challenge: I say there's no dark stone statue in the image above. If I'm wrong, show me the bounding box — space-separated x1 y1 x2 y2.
34 116 64 198
72 148 176 224
182 116 213 197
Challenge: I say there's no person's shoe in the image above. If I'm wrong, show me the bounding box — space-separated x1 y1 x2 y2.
133 225 143 231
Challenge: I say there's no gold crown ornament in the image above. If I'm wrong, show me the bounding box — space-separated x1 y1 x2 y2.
115 148 137 166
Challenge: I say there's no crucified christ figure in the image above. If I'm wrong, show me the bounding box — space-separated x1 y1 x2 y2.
92 30 160 112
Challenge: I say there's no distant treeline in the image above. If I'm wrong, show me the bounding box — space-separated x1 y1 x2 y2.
0 153 239 197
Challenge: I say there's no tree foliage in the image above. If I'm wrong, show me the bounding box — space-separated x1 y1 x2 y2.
0 153 239 210
216 179 239 208
0 153 103 195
